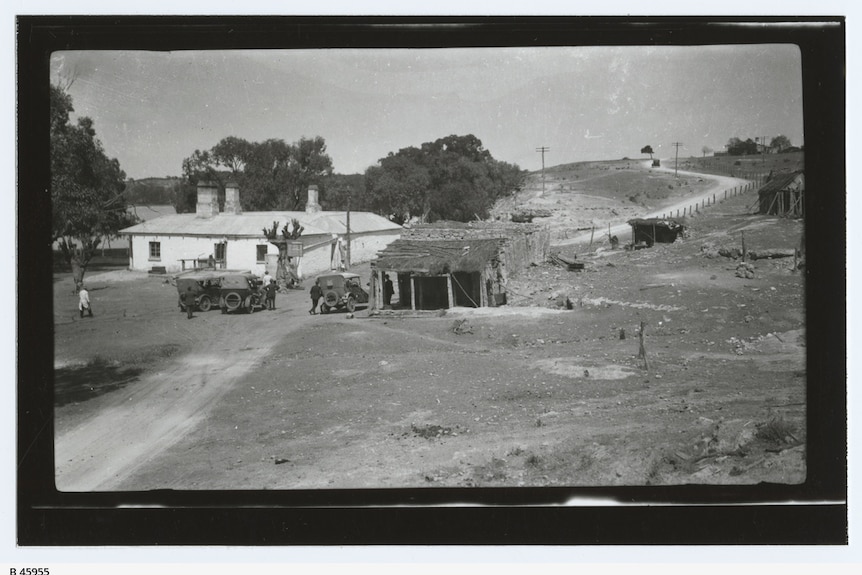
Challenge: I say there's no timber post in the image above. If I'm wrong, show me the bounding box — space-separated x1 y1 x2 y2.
637 320 650 371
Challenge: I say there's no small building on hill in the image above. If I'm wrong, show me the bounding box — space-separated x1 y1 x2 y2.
370 221 549 310
757 171 804 217
118 182 403 277
627 218 686 246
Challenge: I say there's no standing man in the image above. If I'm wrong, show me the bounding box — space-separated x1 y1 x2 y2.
383 274 394 307
309 279 322 315
78 284 93 318
262 269 273 288
182 285 195 319
265 279 277 310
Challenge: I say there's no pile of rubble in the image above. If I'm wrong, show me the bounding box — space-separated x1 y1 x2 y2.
735 262 755 279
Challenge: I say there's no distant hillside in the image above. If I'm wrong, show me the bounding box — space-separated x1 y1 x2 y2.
680 151 804 180
125 177 182 205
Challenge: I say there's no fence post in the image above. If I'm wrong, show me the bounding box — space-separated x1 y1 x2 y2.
725 189 728 200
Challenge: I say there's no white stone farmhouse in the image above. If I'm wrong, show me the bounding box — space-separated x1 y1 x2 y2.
118 182 403 277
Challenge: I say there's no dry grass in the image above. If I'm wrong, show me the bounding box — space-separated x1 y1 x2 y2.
755 415 798 445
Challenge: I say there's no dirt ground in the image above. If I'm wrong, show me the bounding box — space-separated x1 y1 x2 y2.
53 161 805 491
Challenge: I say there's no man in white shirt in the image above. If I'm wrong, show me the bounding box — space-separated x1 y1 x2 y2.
78 284 93 318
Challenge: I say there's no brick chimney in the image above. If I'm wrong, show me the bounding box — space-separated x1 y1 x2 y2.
195 181 219 218
224 182 242 215
305 185 321 214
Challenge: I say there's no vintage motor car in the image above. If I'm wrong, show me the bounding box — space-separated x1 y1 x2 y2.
317 272 369 314
219 272 265 314
175 270 224 313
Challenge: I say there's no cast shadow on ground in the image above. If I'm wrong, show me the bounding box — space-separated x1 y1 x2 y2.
54 360 143 407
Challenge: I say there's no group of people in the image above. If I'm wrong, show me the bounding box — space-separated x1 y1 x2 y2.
77 270 393 320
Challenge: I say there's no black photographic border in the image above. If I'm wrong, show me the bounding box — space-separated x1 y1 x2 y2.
17 15 847 546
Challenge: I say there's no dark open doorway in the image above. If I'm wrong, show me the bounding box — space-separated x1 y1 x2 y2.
413 276 449 310
452 271 481 307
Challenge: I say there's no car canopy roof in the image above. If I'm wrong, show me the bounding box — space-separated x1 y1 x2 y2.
221 273 259 289
175 270 225 282
317 272 360 281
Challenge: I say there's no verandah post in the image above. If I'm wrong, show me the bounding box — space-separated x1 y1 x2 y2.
446 274 455 309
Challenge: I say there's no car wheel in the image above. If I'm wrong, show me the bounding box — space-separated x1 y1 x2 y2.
198 296 212 312
346 297 356 313
320 303 329 314
323 290 339 308
224 291 243 312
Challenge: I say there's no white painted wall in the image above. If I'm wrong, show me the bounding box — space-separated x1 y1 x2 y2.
128 234 275 274
294 230 403 279
128 229 402 277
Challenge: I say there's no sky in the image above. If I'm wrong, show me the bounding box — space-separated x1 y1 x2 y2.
49 44 804 180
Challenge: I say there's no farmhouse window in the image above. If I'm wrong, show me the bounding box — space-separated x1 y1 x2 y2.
256 244 268 263
148 241 161 260
214 242 226 263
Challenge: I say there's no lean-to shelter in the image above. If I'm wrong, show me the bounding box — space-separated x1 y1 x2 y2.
627 218 686 246
757 171 804 217
371 238 508 310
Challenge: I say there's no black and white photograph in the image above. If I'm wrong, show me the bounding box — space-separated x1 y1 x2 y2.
15 13 848 552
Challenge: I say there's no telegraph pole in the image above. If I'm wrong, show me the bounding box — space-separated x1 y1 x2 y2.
671 142 684 177
536 146 550 194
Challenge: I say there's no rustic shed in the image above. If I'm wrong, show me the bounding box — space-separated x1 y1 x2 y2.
626 218 686 246
757 171 804 217
371 238 508 310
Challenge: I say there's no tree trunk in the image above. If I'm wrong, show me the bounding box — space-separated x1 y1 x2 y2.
274 245 289 289
70 259 85 291
59 238 91 291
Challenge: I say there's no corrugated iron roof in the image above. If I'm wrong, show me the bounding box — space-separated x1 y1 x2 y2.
127 204 176 221
373 238 505 274
119 210 403 237
627 218 685 230
758 171 804 195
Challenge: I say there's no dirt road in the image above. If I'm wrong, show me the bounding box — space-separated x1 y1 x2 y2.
553 163 751 248
55 285 319 491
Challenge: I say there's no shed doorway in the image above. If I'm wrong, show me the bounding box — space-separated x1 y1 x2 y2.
412 276 449 310
452 271 481 308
